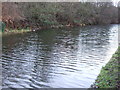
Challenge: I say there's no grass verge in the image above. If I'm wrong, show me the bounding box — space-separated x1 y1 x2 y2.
91 46 120 88
1 29 31 36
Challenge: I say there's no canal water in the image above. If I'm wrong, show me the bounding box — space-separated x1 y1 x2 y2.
2 24 118 88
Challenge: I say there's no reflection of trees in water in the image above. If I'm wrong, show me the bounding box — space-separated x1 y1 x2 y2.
35 29 81 84
55 27 80 50
80 25 112 47
2 33 31 86
76 25 118 67
2 34 26 54
2 25 117 87
32 30 57 83
33 28 80 83
2 31 57 87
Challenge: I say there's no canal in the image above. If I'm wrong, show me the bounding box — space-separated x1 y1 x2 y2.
2 24 118 88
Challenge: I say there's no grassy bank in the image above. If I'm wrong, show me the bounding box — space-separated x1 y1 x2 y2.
92 46 120 88
1 24 80 35
1 29 31 36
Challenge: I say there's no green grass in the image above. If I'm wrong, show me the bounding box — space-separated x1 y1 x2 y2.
92 46 120 88
1 29 31 35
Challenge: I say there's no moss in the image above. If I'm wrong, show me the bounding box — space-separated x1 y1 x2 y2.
2 29 31 35
92 47 120 88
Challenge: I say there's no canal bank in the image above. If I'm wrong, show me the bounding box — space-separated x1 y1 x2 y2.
1 2 119 36
92 46 120 88
1 29 31 35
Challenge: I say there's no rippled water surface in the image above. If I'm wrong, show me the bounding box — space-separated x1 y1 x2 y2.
2 25 118 88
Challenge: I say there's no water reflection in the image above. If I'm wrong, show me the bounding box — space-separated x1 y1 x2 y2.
2 25 118 88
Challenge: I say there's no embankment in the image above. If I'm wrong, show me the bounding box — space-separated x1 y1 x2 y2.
91 47 120 88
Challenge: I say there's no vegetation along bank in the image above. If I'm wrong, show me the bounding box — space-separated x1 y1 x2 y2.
1 2 119 33
91 46 120 88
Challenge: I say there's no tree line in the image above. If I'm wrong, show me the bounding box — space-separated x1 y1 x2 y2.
2 2 119 31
